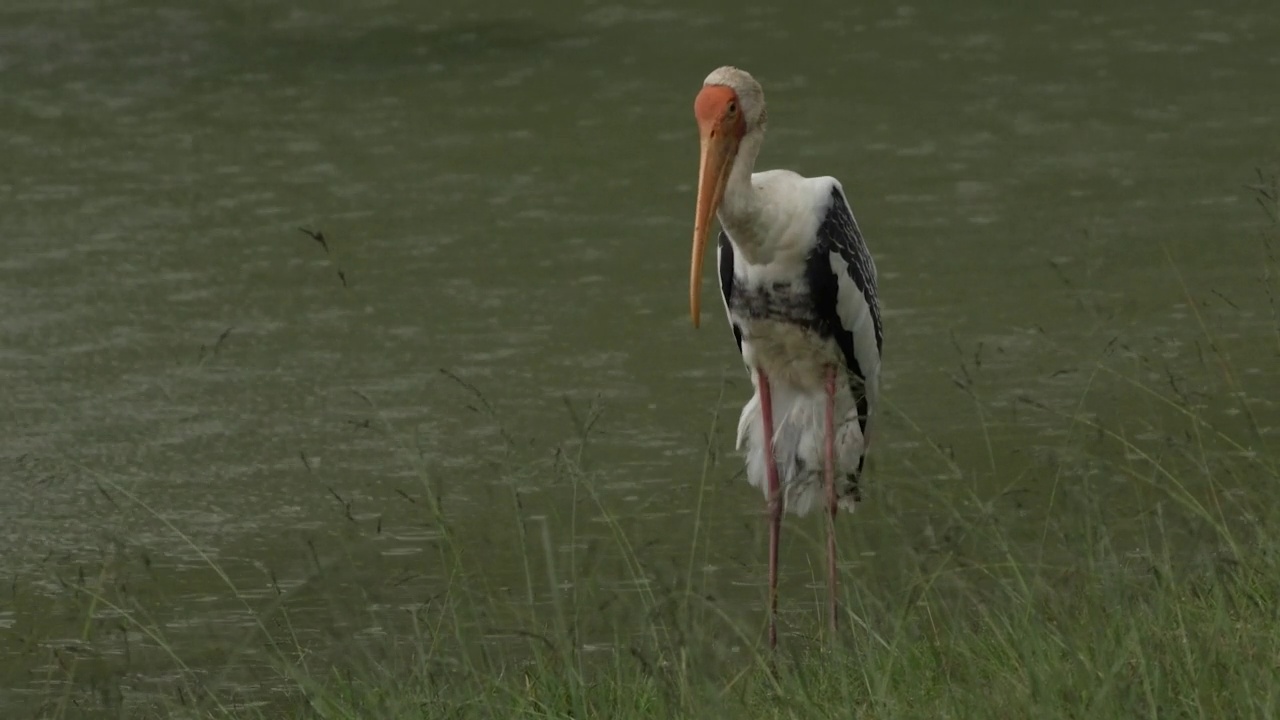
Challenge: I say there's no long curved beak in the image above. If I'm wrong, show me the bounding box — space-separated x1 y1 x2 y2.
690 128 738 328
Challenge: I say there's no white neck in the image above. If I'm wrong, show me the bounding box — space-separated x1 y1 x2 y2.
716 129 771 263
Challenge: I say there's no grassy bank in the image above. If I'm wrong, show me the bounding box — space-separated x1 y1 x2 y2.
269 572 1280 719
255 497 1280 719
19 176 1280 719
36 373 1278 720
20 324 1280 718
217 530 1280 719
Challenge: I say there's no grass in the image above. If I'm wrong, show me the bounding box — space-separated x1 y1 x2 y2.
10 174 1279 719
17 352 1280 720
217 514 1280 720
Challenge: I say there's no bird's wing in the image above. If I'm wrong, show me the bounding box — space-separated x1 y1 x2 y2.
716 231 744 354
805 181 883 427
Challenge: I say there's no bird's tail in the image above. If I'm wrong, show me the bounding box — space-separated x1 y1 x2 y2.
736 382 865 517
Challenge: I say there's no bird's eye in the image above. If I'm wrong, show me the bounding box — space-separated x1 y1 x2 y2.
727 101 737 114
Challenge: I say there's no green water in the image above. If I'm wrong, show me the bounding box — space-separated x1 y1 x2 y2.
2 0 1277 712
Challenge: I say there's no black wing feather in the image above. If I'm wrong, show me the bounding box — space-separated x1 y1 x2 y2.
717 231 744 353
805 185 882 368
804 185 882 433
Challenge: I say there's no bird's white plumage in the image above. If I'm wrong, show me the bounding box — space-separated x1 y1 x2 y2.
694 64 877 642
733 370 868 516
700 66 881 518
719 170 822 267
717 174 880 517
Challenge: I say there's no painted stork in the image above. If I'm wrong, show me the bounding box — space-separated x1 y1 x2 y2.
688 66 883 648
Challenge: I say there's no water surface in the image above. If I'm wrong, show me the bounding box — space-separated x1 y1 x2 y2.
2 0 1278 711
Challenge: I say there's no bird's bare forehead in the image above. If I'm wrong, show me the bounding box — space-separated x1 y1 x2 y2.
694 84 738 123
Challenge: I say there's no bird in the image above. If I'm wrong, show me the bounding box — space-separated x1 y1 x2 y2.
687 66 883 649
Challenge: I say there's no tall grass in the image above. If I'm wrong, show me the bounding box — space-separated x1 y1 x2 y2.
19 346 1279 720
11 174 1279 719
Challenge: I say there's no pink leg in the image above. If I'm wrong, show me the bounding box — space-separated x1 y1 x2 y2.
825 366 839 635
757 369 782 651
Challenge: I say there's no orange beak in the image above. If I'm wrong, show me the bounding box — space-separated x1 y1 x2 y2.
690 86 742 328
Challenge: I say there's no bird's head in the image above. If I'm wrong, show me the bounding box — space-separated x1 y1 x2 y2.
690 66 766 328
